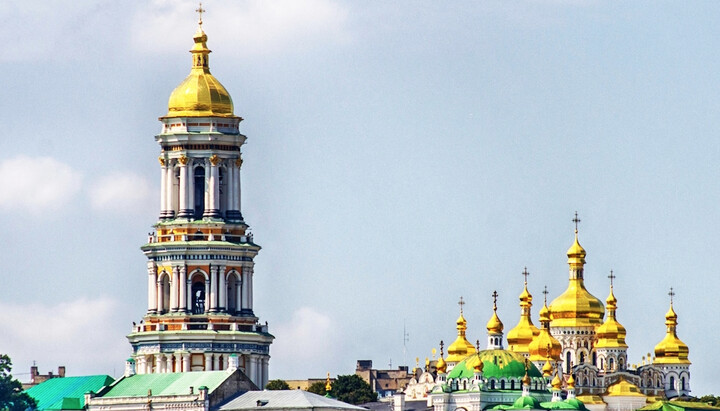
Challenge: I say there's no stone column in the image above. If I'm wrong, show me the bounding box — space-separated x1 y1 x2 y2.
213 354 221 371
209 266 218 312
182 353 191 372
155 356 163 375
235 275 243 315
167 161 176 219
248 267 254 311
262 357 269 388
218 266 226 312
186 276 193 313
179 266 187 313
147 263 157 314
240 268 250 313
156 279 164 313
247 355 256 384
225 162 234 218
170 266 179 312
164 354 174 373
205 353 213 371
204 279 210 313
204 155 221 218
178 155 192 218
174 352 183 373
137 357 146 374
159 159 167 219
235 158 242 216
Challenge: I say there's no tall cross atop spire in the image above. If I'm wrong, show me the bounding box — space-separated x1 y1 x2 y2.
492 290 499 311
608 270 616 288
522 267 530 285
542 285 549 304
572 211 581 233
458 296 465 314
196 2 206 26
668 287 675 304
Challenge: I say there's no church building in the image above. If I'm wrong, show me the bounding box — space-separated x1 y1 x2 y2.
126 10 273 390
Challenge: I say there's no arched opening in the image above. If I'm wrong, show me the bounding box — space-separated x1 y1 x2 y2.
609 358 614 371
618 357 625 370
669 376 675 390
191 279 206 314
490 380 495 389
160 274 170 314
681 377 686 391
226 272 242 315
500 380 505 389
600 358 604 371
510 380 515 390
193 166 206 220
592 352 597 367
566 352 572 374
579 352 586 364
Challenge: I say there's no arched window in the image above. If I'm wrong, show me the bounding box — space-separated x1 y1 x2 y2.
681 377 685 391
566 352 572 374
194 166 206 220
192 281 206 314
600 358 604 371
510 380 515 390
500 380 505 389
618 357 624 370
490 380 495 389
669 376 675 390
609 358 614 371
579 352 586 364
592 352 597 366
160 274 170 313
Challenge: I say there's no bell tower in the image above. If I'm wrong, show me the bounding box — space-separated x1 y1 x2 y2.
127 11 273 389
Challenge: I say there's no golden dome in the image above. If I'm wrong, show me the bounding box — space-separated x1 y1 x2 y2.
522 372 531 386
165 25 236 118
542 359 553 377
528 300 562 361
551 374 562 390
595 286 628 349
507 282 541 354
446 311 477 362
486 312 504 334
605 377 646 397
653 302 690 365
549 231 604 328
436 343 447 373
567 374 576 389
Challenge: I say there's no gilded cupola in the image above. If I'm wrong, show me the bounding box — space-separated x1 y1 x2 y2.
549 218 605 328
164 15 236 119
486 291 504 349
528 287 562 361
595 272 628 349
446 297 477 362
507 268 541 355
653 289 690 365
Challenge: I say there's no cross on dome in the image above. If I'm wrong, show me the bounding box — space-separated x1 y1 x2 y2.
608 270 616 288
542 285 549 304
492 290 499 310
572 211 581 233
522 267 530 285
458 296 465 314
196 2 206 26
668 287 675 304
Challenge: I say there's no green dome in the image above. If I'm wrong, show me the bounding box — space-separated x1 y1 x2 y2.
511 395 542 409
540 400 587 410
447 349 542 380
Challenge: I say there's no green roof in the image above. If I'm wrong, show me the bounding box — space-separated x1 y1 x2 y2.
102 371 231 398
25 375 115 410
639 401 720 411
540 400 587 410
448 349 543 380
511 395 542 409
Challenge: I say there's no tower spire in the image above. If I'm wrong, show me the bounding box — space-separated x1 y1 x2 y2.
195 2 205 27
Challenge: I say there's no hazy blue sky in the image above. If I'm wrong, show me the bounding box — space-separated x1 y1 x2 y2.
1 0 718 396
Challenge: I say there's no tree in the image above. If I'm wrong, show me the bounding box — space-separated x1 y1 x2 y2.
330 375 377 405
265 379 290 390
307 380 327 396
0 354 36 411
687 395 720 407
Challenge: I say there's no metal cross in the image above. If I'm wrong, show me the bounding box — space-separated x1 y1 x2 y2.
608 270 616 287
522 267 530 285
458 296 465 313
196 2 206 26
572 211 581 233
668 287 675 304
492 290 499 309
542 285 549 304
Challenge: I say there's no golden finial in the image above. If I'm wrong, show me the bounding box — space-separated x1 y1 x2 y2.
415 357 419 368
492 290 499 312
458 296 465 314
608 270 616 289
572 211 581 235
325 372 332 392
522 267 530 286
668 287 675 305
431 348 437 359
196 2 206 27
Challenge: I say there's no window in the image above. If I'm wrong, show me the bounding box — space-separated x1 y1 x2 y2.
192 281 206 314
194 166 206 220
226 272 242 314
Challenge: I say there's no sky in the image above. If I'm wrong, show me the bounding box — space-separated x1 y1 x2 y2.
0 0 718 396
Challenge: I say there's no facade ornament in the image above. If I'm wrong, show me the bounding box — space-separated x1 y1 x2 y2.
179 155 189 165
210 154 221 166
158 157 166 166
235 157 243 167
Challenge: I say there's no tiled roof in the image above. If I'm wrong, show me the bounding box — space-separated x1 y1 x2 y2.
102 371 231 398
220 390 366 410
25 375 115 410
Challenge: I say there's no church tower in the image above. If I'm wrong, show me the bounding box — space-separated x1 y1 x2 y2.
652 288 691 398
127 11 273 389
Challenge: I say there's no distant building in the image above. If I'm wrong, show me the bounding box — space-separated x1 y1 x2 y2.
286 378 334 391
219 390 366 411
356 361 416 398
22 365 67 390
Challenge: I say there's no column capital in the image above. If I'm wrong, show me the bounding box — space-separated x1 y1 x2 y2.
147 262 156 274
209 154 221 166
158 156 167 167
235 157 243 168
179 155 189 165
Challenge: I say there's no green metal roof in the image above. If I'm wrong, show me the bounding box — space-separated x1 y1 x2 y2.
639 402 720 411
102 371 231 398
25 375 115 410
448 349 543 380
540 400 587 410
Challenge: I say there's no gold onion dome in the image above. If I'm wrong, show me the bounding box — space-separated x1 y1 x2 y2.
436 343 447 373
549 230 605 328
446 300 476 362
528 292 562 361
551 374 562 390
605 377 646 397
507 272 541 353
567 374 575 389
165 23 236 118
486 301 504 334
595 283 628 349
542 359 553 377
653 300 690 364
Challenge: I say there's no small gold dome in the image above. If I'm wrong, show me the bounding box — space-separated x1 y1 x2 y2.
595 287 628 349
165 26 236 118
528 301 562 361
436 356 447 373
486 312 504 334
542 359 553 377
566 233 586 265
653 303 690 365
551 374 562 390
567 374 576 389
507 284 541 354
522 372 531 386
447 313 476 362
605 377 646 397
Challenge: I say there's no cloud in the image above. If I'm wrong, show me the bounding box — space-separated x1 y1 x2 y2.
0 298 129 379
88 172 154 214
0 156 82 213
131 0 350 56
270 307 339 378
